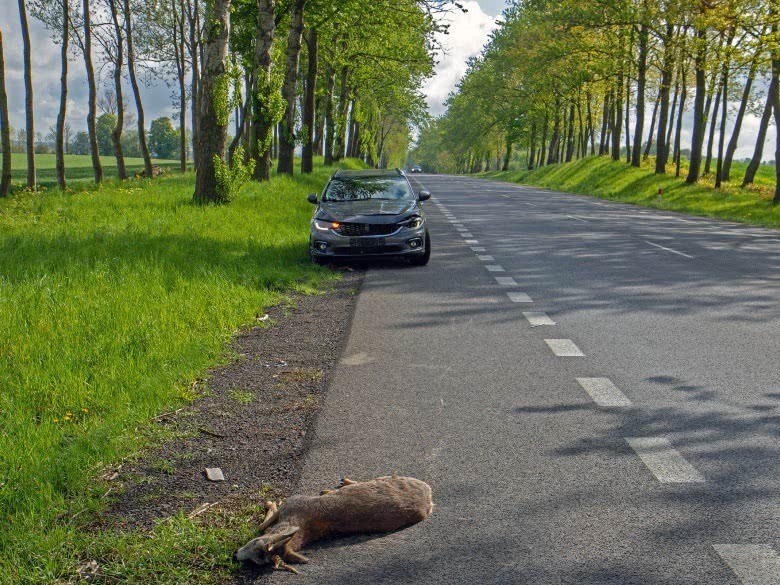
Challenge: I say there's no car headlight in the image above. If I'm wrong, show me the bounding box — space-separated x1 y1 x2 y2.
401 215 424 229
314 220 340 232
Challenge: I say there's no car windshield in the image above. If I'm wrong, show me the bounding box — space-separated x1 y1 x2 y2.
323 176 414 202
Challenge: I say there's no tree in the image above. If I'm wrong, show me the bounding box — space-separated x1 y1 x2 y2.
18 0 36 188
277 0 307 176
0 29 11 197
72 131 91 155
107 0 127 179
192 0 232 203
149 116 179 159
83 0 103 183
96 113 117 156
123 0 153 176
55 0 68 189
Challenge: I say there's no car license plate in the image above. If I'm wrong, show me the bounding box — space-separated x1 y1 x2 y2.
350 238 385 248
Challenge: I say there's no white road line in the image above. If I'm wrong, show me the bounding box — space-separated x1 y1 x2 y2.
507 292 533 303
477 255 494 261
456 228 468 232
713 544 780 584
495 276 517 285
544 339 585 357
522 311 555 326
461 232 474 238
625 437 705 483
471 246 487 252
525 202 537 207
568 215 587 222
643 240 695 259
486 265 505 272
502 194 510 198
465 239 479 244
576 378 632 407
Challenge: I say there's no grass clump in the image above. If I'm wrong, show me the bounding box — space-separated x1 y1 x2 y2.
481 156 780 229
0 157 363 583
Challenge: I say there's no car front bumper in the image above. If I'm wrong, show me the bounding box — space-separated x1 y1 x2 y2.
310 224 427 259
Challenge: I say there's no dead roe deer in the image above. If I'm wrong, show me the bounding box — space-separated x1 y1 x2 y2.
236 475 434 574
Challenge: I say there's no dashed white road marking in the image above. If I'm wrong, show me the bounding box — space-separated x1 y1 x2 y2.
495 276 517 285
477 255 494 261
485 265 505 272
471 246 486 252
576 378 632 407
544 339 585 357
524 202 537 207
502 194 510 198
567 215 587 222
625 437 705 483
465 239 479 244
507 292 533 303
461 232 474 238
522 311 555 326
643 240 695 259
456 228 468 232
713 544 780 584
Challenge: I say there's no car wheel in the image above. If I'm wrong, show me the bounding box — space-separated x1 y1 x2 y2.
409 231 431 266
310 252 326 266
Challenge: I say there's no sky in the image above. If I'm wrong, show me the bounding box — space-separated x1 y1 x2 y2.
0 0 773 159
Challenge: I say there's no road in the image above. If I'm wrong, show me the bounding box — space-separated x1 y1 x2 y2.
271 174 780 584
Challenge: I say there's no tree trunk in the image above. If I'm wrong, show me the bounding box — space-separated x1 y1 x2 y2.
108 0 127 180
313 95 324 155
83 0 103 183
323 67 336 166
250 0 276 181
18 0 35 189
723 52 760 181
192 0 231 203
773 53 780 204
228 75 251 163
186 0 200 167
599 92 609 154
715 64 728 188
301 28 317 173
277 0 306 176
334 62 350 160
686 26 707 184
704 80 723 176
528 121 536 169
124 0 153 176
625 70 631 164
502 133 512 171
539 112 548 166
548 106 560 164
674 63 687 177
612 73 623 161
586 92 595 155
743 77 776 187
55 0 69 190
565 103 575 162
643 92 660 160
631 22 648 167
655 22 675 172
0 30 11 197
174 0 187 172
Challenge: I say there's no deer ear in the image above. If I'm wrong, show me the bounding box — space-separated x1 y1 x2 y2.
266 526 300 551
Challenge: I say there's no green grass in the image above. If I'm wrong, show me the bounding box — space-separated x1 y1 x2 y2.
0 157 363 583
480 156 780 228
8 153 180 189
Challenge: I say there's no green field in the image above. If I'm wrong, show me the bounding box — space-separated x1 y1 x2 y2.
0 157 361 583
481 156 780 229
7 152 180 189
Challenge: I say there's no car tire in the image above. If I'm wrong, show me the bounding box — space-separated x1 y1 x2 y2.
409 231 431 266
310 252 326 266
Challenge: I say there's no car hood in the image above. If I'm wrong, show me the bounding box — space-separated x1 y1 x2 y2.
316 199 419 224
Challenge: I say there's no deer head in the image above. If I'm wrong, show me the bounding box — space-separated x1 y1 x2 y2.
235 525 300 566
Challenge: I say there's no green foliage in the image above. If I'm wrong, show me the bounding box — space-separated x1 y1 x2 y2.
148 117 180 160
213 146 255 202
254 70 286 152
213 57 244 128
96 113 118 157
0 157 365 583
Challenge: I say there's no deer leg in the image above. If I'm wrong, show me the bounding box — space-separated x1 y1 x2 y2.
272 554 300 575
340 477 357 487
320 489 335 495
283 548 310 564
256 501 279 533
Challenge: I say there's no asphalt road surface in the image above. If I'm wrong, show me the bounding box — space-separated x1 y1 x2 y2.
271 174 780 584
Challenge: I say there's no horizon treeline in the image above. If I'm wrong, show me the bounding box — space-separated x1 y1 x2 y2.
414 0 780 204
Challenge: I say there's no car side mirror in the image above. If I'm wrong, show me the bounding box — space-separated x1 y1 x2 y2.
307 193 318 204
418 190 431 201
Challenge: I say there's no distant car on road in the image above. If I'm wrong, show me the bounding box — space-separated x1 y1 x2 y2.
410 165 422 173
308 169 431 265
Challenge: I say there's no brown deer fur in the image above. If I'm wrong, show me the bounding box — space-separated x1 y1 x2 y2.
236 476 433 573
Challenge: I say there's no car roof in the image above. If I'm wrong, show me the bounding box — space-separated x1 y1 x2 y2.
332 169 405 179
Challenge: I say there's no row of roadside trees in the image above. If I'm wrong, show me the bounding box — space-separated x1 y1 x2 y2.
414 0 780 204
0 0 454 201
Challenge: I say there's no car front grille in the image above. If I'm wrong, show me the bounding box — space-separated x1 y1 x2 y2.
337 223 397 237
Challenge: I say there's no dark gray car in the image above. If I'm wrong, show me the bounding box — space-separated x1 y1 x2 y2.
307 169 431 265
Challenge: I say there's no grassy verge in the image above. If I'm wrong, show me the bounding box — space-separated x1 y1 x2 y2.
0 157 362 583
480 156 780 229
7 153 180 189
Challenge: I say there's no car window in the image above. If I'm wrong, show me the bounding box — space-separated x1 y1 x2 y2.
323 177 413 202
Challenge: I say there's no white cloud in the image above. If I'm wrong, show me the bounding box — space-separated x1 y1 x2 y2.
423 1 498 116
